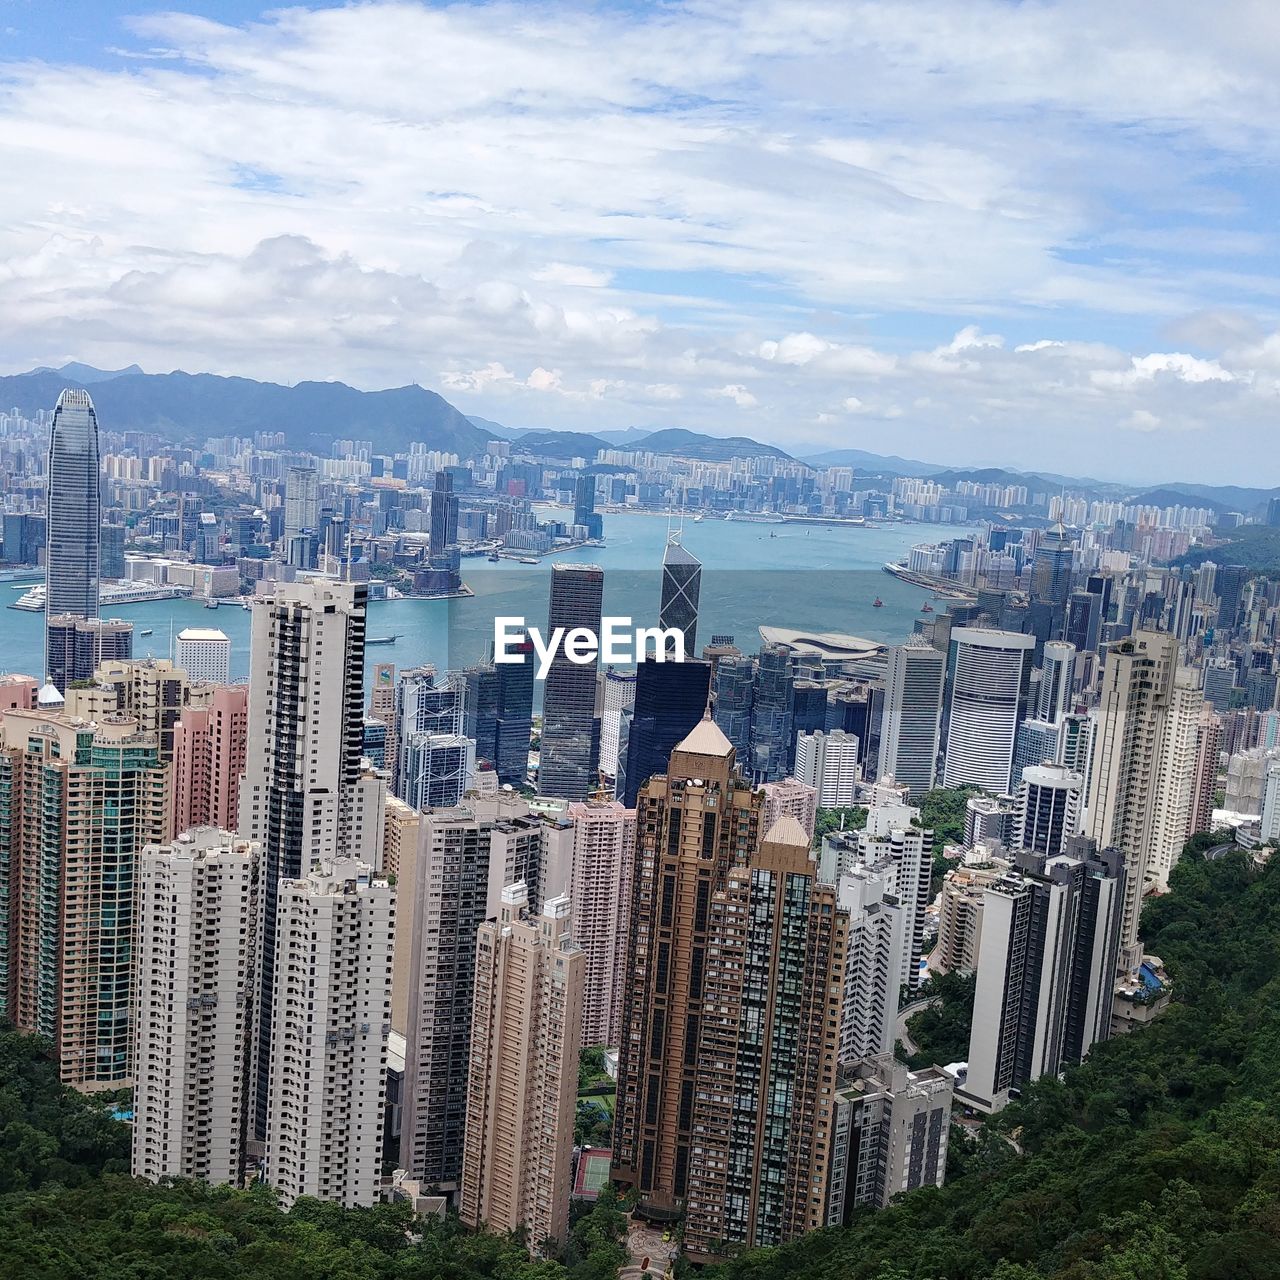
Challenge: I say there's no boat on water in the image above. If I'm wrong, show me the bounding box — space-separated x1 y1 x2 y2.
204 599 219 609
487 553 501 562
367 634 399 646
872 597 884 608
518 557 539 565
141 629 153 636
920 603 934 613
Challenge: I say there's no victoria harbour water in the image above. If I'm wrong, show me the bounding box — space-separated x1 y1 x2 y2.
0 513 972 690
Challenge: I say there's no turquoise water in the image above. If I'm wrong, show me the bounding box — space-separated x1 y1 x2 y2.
0 513 971 689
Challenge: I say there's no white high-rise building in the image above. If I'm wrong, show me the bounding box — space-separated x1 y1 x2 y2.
283 465 319 544
824 801 932 991
877 639 944 798
835 866 905 1063
597 667 636 778
175 627 231 684
263 858 394 1209
1036 641 1077 722
239 579 379 1141
943 629 1036 793
566 799 636 1048
132 829 258 1186
1086 631 1202 969
795 729 860 807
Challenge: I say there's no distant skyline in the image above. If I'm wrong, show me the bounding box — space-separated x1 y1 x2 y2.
2 2 1279 482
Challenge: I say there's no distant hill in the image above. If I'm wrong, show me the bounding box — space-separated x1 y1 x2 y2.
1136 481 1279 518
638 428 796 462
1131 487 1233 515
508 430 610 459
1170 525 1280 574
465 414 512 437
2 368 493 457
802 448 945 477
32 361 145 384
595 426 653 447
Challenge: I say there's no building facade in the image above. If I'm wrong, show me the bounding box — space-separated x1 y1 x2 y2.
460 887 584 1254
132 829 258 1185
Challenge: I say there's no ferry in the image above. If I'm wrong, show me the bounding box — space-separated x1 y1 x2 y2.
204 599 219 609
141 629 153 636
518 557 539 565
487 553 501 562
367 634 400 646
920 603 934 613
872 597 884 608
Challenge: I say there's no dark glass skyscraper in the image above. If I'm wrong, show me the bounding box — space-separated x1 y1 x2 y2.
430 470 459 553
538 563 604 799
659 535 701 655
495 630 535 786
618 658 711 806
45 389 100 679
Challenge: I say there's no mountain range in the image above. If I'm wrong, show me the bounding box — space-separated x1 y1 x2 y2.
7 363 1278 512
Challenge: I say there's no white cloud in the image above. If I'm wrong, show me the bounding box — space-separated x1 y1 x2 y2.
0 1 1278 479
715 384 758 408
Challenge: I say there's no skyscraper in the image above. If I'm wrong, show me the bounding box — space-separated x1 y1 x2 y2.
834 866 905 1063
795 728 861 807
132 829 258 1186
877 638 944 798
172 684 249 836
45 390 101 679
597 666 637 778
617 658 711 807
400 792 548 1188
495 632 536 786
1188 705 1222 838
539 564 604 800
942 628 1035 793
263 858 394 1209
45 615 133 694
1086 630 1202 970
747 641 794 783
461 886 583 1254
1036 640 1077 721
283 465 319 544
1014 762 1084 856
659 535 701 654
175 627 231 684
680 815 846 1260
826 1059 953 1221
430 469 460 553
239 580 376 1138
961 846 1124 1113
1030 521 1075 618
566 799 636 1047
0 708 169 1088
572 471 601 538
613 718 766 1218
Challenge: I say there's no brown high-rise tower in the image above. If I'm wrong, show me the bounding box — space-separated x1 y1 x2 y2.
613 719 846 1259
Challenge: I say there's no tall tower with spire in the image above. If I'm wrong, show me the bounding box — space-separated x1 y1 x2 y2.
45 388 101 682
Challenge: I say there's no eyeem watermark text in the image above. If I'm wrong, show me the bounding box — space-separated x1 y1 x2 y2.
495 617 686 679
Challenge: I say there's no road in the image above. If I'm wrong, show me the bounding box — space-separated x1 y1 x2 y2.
1203 841 1235 861
895 993 941 1056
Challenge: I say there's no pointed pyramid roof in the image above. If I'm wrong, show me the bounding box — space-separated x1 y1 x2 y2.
763 814 810 848
674 714 732 758
37 681 64 707
663 537 701 568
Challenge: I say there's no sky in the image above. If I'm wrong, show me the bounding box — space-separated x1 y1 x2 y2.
2 1 1280 483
